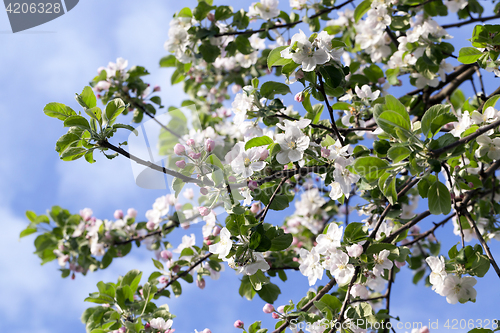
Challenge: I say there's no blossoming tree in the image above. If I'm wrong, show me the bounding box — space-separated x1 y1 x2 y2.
20 0 500 332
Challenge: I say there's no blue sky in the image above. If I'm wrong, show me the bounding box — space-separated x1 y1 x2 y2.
1 1 500 333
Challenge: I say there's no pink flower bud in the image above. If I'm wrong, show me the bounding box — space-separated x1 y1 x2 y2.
174 143 186 155
114 210 124 219
198 207 210 216
207 12 215 21
119 328 126 333
189 152 201 160
228 176 237 182
248 180 258 190
321 147 330 158
195 76 203 83
378 77 386 84
234 320 244 329
272 312 280 319
160 250 173 260
296 241 303 248
263 303 274 313
294 92 304 103
181 222 190 230
176 160 186 169
212 226 221 236
186 139 195 146
197 278 206 289
159 276 169 284
468 182 474 188
420 326 430 333
291 237 298 245
172 265 180 273
153 85 161 92
450 192 456 200
250 203 260 214
205 138 215 152
260 149 269 161
206 240 212 245
127 208 137 218
145 323 151 329
295 69 304 80
200 187 209 195
347 244 363 258
277 305 285 313
71 273 75 280
146 221 156 230
395 260 406 268
202 329 212 333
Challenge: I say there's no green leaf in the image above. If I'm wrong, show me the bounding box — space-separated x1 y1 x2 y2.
235 36 253 55
76 86 97 109
44 102 77 120
376 110 411 139
428 180 451 215
385 95 410 125
63 115 91 131
160 55 177 67
249 269 269 291
353 156 390 182
344 222 367 242
105 99 126 125
354 0 372 22
171 280 182 297
113 123 138 136
482 94 500 111
60 147 88 161
378 172 397 205
269 233 293 251
256 282 281 303
199 42 221 63
387 146 411 162
215 5 233 21
458 47 483 64
267 46 291 69
260 81 291 99
121 269 143 293
152 258 165 271
177 7 192 18
20 227 37 238
421 104 454 138
55 133 81 153
245 136 273 150
193 1 214 20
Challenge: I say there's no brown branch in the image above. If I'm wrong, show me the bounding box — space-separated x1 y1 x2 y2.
429 118 500 158
213 0 356 38
442 163 465 247
463 211 500 279
272 277 337 333
156 253 212 294
403 213 456 246
427 65 476 106
442 14 500 29
259 177 288 221
317 73 345 146
97 140 208 186
384 210 432 243
383 268 394 333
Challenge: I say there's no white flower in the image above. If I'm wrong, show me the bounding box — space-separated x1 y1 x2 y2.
329 182 343 200
90 242 106 257
439 275 477 304
150 318 173 331
315 31 344 62
249 0 280 20
347 244 363 258
281 30 330 72
173 234 196 253
367 275 386 292
235 51 259 68
373 249 393 276
375 221 393 240
476 135 500 160
411 72 439 89
329 250 355 286
471 107 497 125
350 284 369 299
290 0 307 9
230 146 267 177
333 157 359 199
299 248 324 285
443 0 468 13
209 227 233 259
242 251 271 275
355 84 380 100
450 111 471 138
275 121 311 164
327 140 351 162
366 6 391 30
426 256 447 287
231 90 255 125
315 223 344 255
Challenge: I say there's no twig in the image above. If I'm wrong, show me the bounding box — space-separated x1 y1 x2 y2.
259 177 288 221
442 163 465 248
403 213 456 246
384 211 432 243
213 0 356 38
156 253 212 294
384 268 394 333
442 14 500 29
463 211 500 279
317 73 345 146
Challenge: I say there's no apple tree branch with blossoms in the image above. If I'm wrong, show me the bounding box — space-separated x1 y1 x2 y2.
19 0 500 332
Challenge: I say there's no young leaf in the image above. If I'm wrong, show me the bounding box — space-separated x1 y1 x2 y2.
458 47 483 64
428 180 451 215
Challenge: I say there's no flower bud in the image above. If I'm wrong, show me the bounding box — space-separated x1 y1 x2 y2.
260 148 269 161
144 323 151 329
186 139 195 146
277 305 285 313
234 320 244 329
153 85 161 92
205 138 215 152
347 244 363 258
181 222 190 230
159 276 169 284
321 147 330 158
248 180 258 190
212 226 221 236
197 278 206 289
198 206 211 216
395 260 406 268
200 187 209 195
189 152 201 160
172 265 180 273
263 303 274 313
294 92 304 103
195 76 203 83
468 182 474 188
272 313 280 319
202 329 212 333
250 203 260 214
176 160 186 169
420 326 430 333
207 12 215 21
174 143 186 155
114 209 124 220
295 69 304 80
160 250 173 260
228 176 237 182
146 221 156 230
127 208 137 218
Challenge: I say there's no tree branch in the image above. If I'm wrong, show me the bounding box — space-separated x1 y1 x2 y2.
442 14 500 29
317 73 345 146
156 253 212 294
